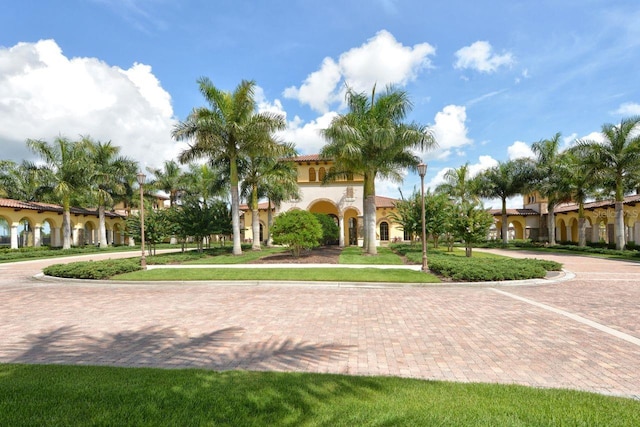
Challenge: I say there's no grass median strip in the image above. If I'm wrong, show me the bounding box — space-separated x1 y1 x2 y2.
113 267 441 283
1 364 637 426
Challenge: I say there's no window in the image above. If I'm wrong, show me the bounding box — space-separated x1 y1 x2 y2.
380 221 389 241
318 167 326 181
309 167 316 182
403 228 411 242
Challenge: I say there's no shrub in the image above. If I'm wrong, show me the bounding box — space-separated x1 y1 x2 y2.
313 213 340 245
427 254 559 281
271 210 323 257
43 259 141 279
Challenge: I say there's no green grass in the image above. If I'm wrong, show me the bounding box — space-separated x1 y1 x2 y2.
339 246 404 264
182 246 289 264
114 267 440 283
0 364 637 426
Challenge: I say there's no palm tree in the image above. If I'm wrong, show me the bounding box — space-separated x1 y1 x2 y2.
436 163 481 204
173 77 286 255
477 159 535 244
0 160 44 201
558 148 598 247
86 139 137 247
532 133 565 245
262 160 300 247
183 162 228 204
321 84 435 255
147 160 185 207
578 116 640 249
27 137 90 249
241 141 298 250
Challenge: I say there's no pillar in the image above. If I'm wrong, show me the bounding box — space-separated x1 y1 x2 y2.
566 225 572 244
10 224 18 249
34 225 42 247
52 227 61 248
592 222 600 243
72 226 80 247
338 215 345 248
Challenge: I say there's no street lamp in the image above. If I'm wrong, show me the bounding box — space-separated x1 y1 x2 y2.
136 172 147 270
417 163 428 272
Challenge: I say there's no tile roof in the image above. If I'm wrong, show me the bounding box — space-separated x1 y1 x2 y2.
489 208 539 216
290 154 329 162
0 198 125 218
556 194 640 213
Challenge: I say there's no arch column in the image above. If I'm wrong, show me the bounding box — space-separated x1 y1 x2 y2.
52 227 61 248
338 215 345 247
592 222 600 242
34 225 42 247
566 225 572 243
10 224 18 249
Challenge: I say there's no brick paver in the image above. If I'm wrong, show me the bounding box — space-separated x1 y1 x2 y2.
0 250 638 399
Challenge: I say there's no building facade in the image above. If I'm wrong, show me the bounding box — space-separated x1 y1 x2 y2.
0 198 127 249
241 154 407 246
490 192 640 245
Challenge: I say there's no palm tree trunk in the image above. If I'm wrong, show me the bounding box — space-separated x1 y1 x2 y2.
230 157 242 256
267 199 274 247
615 201 625 250
251 185 261 251
98 205 108 247
578 203 586 247
547 204 556 245
62 197 71 250
501 197 508 245
363 173 377 255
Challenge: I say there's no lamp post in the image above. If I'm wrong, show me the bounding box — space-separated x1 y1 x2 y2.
417 163 428 272
136 172 147 270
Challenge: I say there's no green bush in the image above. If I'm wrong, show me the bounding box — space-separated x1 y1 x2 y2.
428 255 560 281
313 213 340 245
43 259 141 279
271 210 323 257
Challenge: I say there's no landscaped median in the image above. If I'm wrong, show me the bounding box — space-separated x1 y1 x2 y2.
41 245 562 283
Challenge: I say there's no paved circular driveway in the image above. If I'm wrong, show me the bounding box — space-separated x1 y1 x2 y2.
1 250 639 399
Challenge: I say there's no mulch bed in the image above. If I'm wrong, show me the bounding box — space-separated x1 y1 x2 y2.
249 246 342 264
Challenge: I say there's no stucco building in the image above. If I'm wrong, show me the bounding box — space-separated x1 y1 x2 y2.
241 154 407 246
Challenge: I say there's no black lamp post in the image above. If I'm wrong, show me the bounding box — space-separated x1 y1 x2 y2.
417 163 428 272
136 172 147 270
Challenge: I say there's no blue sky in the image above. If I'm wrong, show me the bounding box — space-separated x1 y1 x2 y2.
1 0 639 207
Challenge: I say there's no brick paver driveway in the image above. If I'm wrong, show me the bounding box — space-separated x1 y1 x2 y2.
1 250 638 399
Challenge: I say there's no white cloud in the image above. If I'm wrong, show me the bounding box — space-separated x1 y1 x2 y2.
578 131 605 144
612 102 640 116
428 105 473 160
454 41 514 73
507 141 535 160
0 39 182 169
279 113 337 155
284 30 435 113
424 155 497 192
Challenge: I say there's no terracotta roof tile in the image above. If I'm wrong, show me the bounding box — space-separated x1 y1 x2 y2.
490 208 539 216
0 198 124 218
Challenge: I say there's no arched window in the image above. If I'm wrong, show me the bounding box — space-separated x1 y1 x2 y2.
403 228 411 242
309 167 316 182
318 167 326 181
380 221 389 241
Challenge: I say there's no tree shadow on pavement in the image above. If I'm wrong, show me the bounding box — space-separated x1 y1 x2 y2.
11 325 350 372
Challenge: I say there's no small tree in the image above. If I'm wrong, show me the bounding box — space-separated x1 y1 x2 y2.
313 213 340 246
126 208 176 256
271 210 323 257
453 201 494 257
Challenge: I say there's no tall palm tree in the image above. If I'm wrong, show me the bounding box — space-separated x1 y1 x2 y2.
321 84 435 255
27 137 90 249
86 139 137 247
532 133 564 245
147 160 185 207
173 77 286 255
241 141 298 250
477 159 535 244
578 116 640 249
558 148 598 247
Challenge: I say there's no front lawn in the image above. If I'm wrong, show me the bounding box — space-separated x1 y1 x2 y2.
0 364 637 426
114 267 440 283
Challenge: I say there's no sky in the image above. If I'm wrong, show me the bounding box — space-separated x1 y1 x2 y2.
1 0 639 208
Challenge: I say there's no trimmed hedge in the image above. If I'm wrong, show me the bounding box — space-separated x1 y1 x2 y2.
428 255 561 281
43 259 141 280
